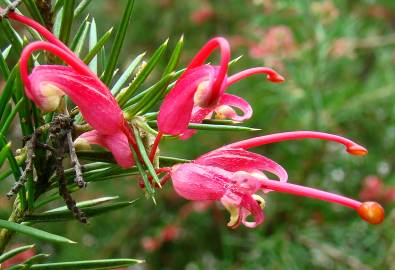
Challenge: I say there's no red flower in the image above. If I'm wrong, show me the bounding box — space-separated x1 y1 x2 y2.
168 131 384 228
7 11 136 168
158 37 284 139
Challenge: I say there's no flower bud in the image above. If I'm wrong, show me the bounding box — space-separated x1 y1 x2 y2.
357 201 384 224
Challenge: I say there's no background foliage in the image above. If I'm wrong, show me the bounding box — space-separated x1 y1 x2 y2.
1 0 395 269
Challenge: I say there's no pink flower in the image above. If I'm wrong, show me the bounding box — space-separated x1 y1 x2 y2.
10 11 136 168
167 131 384 228
249 26 296 59
190 3 215 25
157 37 284 140
360 175 395 204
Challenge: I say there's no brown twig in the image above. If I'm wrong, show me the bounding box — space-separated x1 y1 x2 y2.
67 131 86 188
50 114 87 224
35 0 53 31
6 130 40 199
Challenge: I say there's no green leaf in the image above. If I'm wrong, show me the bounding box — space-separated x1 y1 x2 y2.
110 52 145 95
102 0 135 85
84 166 138 183
58 0 75 44
52 0 64 13
124 72 176 117
74 0 92 18
130 146 154 196
123 68 184 108
0 168 13 181
0 219 76 244
202 119 238 125
0 103 11 128
117 39 169 107
13 69 34 136
23 0 46 25
77 150 115 163
46 196 119 213
0 142 11 168
0 97 25 135
83 27 113 65
21 253 51 266
148 121 261 132
34 186 79 210
163 35 184 75
159 156 191 165
1 44 11 58
0 63 17 119
0 135 26 209
0 45 11 78
69 15 90 55
3 264 25 270
0 244 34 263
53 6 63 38
25 201 136 223
0 20 23 52
132 127 161 188
76 150 189 166
88 18 98 74
29 258 143 269
0 142 11 169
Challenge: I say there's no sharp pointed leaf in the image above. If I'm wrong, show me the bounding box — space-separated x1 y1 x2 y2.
102 0 135 85
110 52 145 95
0 244 34 263
0 219 76 244
117 39 169 107
29 258 144 269
83 27 113 65
88 18 98 74
25 201 137 223
69 15 90 54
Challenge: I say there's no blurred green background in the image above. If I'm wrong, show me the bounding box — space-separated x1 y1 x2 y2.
1 0 395 269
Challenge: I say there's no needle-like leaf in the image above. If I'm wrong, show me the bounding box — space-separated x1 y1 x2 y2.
28 258 144 269
0 219 76 244
0 244 35 263
102 0 135 85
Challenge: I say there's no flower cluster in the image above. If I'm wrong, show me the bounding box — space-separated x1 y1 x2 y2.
7 9 384 230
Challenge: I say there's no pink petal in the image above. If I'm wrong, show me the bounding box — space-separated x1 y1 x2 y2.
170 163 232 201
29 66 124 135
77 130 134 168
239 194 264 228
179 106 213 140
196 148 288 182
231 171 263 194
158 65 215 136
32 65 116 101
217 93 252 122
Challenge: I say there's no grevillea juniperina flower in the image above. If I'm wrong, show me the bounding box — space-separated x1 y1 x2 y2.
157 37 284 140
160 131 384 228
7 10 136 168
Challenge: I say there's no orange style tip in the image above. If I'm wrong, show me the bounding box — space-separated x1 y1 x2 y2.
357 201 384 225
268 74 285 83
346 145 368 156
